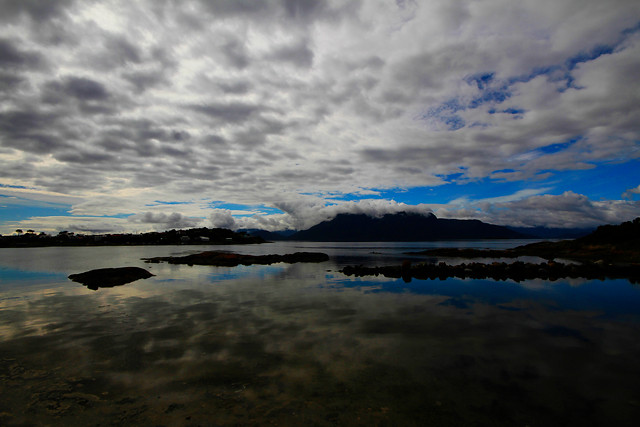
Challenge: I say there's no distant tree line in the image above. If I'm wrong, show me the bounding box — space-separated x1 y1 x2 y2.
0 227 264 248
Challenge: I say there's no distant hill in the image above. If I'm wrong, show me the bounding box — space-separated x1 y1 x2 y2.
0 227 264 248
288 212 528 241
239 229 295 241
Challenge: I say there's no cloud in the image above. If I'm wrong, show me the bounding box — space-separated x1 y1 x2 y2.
0 0 639 234
436 191 640 229
0 0 73 23
0 38 46 70
188 102 263 124
0 186 82 206
265 39 314 68
127 212 203 230
52 76 110 101
623 185 640 199
209 209 237 229
0 109 68 153
267 198 434 231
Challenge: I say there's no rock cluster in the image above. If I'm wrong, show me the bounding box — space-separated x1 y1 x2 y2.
341 260 640 283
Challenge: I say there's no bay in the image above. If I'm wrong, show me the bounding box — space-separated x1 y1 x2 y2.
1 242 639 426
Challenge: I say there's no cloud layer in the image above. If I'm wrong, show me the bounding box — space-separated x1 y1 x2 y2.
1 0 639 233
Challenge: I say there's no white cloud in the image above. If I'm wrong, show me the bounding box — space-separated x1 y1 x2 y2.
209 209 237 229
437 191 640 228
0 186 82 206
623 185 640 199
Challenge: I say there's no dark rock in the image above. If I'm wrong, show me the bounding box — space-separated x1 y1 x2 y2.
68 267 154 290
143 251 329 267
340 260 640 283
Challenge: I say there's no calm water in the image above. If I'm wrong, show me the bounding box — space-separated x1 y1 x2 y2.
1 242 640 426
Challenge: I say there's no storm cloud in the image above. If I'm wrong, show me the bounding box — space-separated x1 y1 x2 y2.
1 0 639 233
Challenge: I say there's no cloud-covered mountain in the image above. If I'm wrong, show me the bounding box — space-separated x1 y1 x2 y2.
288 212 527 241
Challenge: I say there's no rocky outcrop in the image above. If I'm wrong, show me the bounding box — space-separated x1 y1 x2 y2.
341 261 640 283
143 251 329 266
68 267 154 290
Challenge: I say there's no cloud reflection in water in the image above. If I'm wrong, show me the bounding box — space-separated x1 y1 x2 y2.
1 260 640 425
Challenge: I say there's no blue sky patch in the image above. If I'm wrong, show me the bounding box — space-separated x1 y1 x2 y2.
566 44 615 70
0 204 70 223
210 201 284 215
536 137 581 155
442 115 465 130
465 72 495 90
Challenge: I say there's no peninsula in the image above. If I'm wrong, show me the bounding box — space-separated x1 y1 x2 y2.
341 217 640 283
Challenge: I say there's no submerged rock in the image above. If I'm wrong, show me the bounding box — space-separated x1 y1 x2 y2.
68 267 154 290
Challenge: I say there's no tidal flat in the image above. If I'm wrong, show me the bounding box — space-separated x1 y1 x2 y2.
1 242 640 426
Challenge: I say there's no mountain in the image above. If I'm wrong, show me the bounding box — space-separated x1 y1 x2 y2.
288 212 528 241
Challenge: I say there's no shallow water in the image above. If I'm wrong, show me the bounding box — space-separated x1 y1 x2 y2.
1 242 640 426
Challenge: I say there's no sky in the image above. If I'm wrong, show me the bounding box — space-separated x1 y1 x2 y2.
1 0 639 234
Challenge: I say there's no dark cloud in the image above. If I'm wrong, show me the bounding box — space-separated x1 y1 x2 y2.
128 212 203 229
0 38 45 70
171 130 190 141
0 72 24 94
218 80 252 94
201 0 272 18
283 0 328 20
220 37 250 69
104 35 143 66
41 76 115 116
0 0 73 22
0 0 76 47
0 109 68 153
98 120 194 160
122 69 168 93
53 150 116 164
196 0 354 26
86 33 175 78
266 39 314 68
189 102 262 124
63 77 110 100
32 168 106 193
